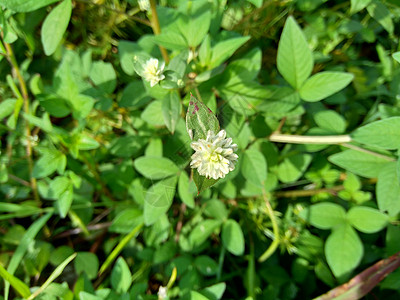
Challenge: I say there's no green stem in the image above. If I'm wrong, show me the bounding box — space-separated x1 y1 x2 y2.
149 0 169 63
258 189 280 262
0 38 40 204
217 246 226 281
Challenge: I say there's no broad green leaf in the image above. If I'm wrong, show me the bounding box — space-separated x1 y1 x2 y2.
277 16 313 89
277 153 312 183
38 95 70 117
393 52 400 64
194 256 218 276
241 149 267 187
153 31 188 50
222 219 245 256
299 203 347 230
377 162 400 217
5 213 52 299
314 110 347 133
347 206 388 233
193 170 218 195
144 176 177 225
69 94 95 119
328 149 391 178
119 81 150 108
201 283 226 300
33 149 66 179
299 72 354 102
178 9 211 48
210 36 251 68
191 291 209 300
111 257 132 293
0 99 16 119
89 61 116 94
0 264 30 299
50 176 73 218
204 199 228 221
186 95 220 141
0 0 58 12
41 0 72 56
367 0 393 35
189 219 221 248
141 100 165 126
162 91 181 133
351 117 400 150
350 0 372 14
50 246 74 266
325 224 363 278
199 35 212 67
134 156 179 180
178 171 195 208
23 112 53 132
118 41 142 75
110 135 147 158
109 209 143 234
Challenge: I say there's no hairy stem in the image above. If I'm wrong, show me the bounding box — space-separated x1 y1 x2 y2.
269 132 352 144
1 39 40 203
149 0 169 63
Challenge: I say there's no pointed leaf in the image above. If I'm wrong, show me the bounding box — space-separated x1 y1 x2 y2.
347 206 388 233
241 149 267 187
222 219 245 256
134 156 179 180
377 162 400 217
162 91 181 133
277 16 313 89
300 203 347 230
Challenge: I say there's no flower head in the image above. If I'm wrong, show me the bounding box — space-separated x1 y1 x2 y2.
138 0 150 11
157 286 168 300
142 58 165 87
190 130 238 180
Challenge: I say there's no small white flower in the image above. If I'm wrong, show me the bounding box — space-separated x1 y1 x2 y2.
142 58 165 87
157 286 168 300
190 130 238 180
138 0 150 11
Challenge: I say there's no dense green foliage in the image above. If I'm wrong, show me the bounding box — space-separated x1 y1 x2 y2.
1 0 400 299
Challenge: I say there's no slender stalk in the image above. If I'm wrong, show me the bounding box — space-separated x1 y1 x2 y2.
269 132 352 144
274 185 344 198
258 189 280 262
1 39 40 203
149 0 169 63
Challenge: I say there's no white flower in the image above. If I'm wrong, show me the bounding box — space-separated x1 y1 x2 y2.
138 0 150 11
142 58 165 87
157 286 168 300
190 130 238 180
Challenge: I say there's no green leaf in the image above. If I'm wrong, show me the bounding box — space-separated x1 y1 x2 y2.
367 0 393 35
328 149 391 178
153 31 188 50
38 95 70 118
74 252 99 280
201 283 226 300
41 0 72 56
111 257 132 293
134 156 179 180
178 8 211 48
186 95 220 141
377 162 400 217
109 209 143 234
194 256 218 276
277 16 313 89
118 41 142 75
110 135 147 158
178 171 195 208
0 264 31 299
69 94 94 119
191 291 209 300
193 169 218 195
241 149 267 187
204 199 228 221
33 149 66 179
347 206 388 233
199 35 212 67
314 110 347 133
222 219 245 256
89 61 116 94
162 91 181 133
4 213 52 299
119 81 150 108
0 0 58 12
50 176 73 218
300 203 347 230
189 219 221 248
144 176 177 225
350 0 372 14
277 153 312 183
0 99 16 119
299 72 354 102
325 224 363 278
99 223 143 275
210 36 251 68
393 52 400 64
351 117 400 150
